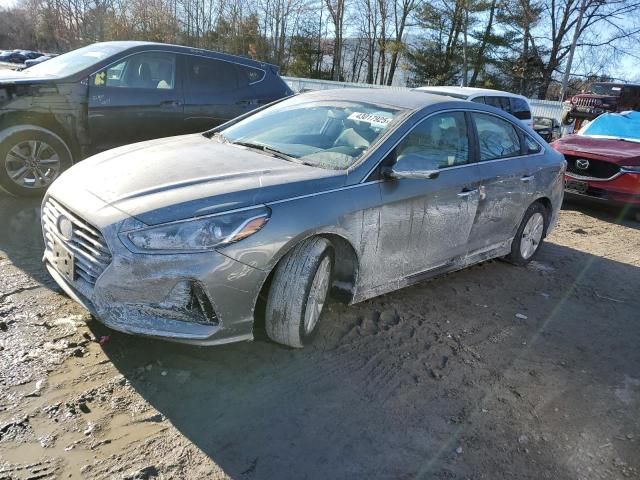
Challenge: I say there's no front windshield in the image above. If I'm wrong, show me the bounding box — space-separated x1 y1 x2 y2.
590 83 623 96
578 111 640 142
23 43 129 77
220 97 405 170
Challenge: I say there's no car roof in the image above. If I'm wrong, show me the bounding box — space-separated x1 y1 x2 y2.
92 41 279 70
414 85 529 101
592 81 640 87
297 88 460 110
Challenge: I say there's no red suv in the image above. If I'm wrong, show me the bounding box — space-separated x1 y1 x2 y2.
553 112 640 218
562 82 640 125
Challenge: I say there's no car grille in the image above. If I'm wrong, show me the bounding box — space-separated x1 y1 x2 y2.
574 97 602 107
42 197 112 286
565 155 620 180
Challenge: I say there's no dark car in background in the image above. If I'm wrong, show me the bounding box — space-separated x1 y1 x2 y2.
0 41 292 196
562 82 640 125
533 116 561 143
0 51 28 64
24 54 57 68
553 111 640 218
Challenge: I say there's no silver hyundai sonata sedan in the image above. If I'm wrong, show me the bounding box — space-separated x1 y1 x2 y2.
42 89 565 348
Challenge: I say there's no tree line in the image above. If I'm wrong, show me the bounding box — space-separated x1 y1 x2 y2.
1 0 639 99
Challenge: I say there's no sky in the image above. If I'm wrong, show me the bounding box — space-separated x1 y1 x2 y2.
0 0 637 81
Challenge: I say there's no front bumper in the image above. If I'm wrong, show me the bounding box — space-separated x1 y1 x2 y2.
43 198 268 345
564 172 640 207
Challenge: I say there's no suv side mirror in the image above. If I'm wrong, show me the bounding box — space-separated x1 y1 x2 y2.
382 153 440 180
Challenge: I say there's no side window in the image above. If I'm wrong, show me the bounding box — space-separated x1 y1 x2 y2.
511 97 532 120
93 52 176 89
396 112 470 169
472 113 521 161
524 134 542 154
472 96 485 104
237 65 265 86
187 57 238 92
485 96 511 113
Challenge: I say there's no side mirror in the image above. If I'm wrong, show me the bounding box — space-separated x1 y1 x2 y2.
382 153 440 180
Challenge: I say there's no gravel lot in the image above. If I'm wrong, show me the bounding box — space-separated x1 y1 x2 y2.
0 193 639 479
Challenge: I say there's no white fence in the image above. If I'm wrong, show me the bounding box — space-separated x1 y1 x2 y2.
283 76 564 121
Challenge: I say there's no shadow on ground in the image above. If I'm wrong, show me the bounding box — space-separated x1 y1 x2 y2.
0 193 53 287
562 195 640 231
87 241 640 479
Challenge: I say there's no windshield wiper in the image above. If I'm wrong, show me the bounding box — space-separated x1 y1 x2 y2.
231 141 312 165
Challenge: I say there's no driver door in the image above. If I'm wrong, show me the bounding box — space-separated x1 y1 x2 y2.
88 51 183 152
376 111 482 282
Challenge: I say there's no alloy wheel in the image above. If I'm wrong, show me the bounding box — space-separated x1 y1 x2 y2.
5 140 61 189
520 212 545 260
304 256 331 334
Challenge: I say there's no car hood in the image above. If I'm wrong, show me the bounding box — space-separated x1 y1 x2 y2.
0 68 58 85
49 134 346 225
552 135 640 165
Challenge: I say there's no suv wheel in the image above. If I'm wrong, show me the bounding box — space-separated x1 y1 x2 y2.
0 125 73 197
265 237 334 348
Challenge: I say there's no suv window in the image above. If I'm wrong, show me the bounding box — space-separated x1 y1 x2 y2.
237 65 265 85
472 113 521 161
397 112 470 169
94 52 176 89
510 97 532 120
187 57 238 92
485 96 512 113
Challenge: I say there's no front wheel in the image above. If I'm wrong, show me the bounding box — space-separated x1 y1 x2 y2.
265 237 334 348
0 125 73 197
506 203 548 266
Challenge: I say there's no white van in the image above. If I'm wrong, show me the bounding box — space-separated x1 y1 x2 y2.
414 86 533 128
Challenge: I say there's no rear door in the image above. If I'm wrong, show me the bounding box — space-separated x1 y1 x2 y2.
183 56 265 132
467 112 540 253
88 51 183 151
376 111 483 281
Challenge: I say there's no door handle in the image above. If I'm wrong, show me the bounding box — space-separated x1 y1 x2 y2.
520 174 534 182
457 188 479 198
160 100 181 108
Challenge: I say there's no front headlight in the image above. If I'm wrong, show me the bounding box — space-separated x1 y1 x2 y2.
621 165 640 173
121 206 270 253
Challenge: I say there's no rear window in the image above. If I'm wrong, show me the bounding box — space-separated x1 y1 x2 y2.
485 96 512 113
237 65 265 85
511 97 532 120
187 57 238 92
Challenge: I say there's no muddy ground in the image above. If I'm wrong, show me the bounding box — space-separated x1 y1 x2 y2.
0 193 639 480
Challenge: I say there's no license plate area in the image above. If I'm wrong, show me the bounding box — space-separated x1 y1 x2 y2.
52 237 75 282
565 179 589 194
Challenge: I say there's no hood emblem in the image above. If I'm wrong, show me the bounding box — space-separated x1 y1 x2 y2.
57 216 74 241
576 159 590 170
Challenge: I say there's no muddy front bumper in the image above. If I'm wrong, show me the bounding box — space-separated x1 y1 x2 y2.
42 198 268 346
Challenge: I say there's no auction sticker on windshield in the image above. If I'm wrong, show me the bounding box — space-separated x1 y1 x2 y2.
348 112 392 128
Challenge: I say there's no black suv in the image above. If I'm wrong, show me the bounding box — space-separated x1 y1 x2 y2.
0 41 293 196
562 82 640 125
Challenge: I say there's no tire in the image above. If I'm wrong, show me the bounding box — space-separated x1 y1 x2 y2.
0 125 73 197
561 110 574 126
506 202 548 266
265 237 334 348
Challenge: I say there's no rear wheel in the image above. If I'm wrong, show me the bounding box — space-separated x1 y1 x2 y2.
265 237 334 348
0 126 72 197
506 202 548 266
